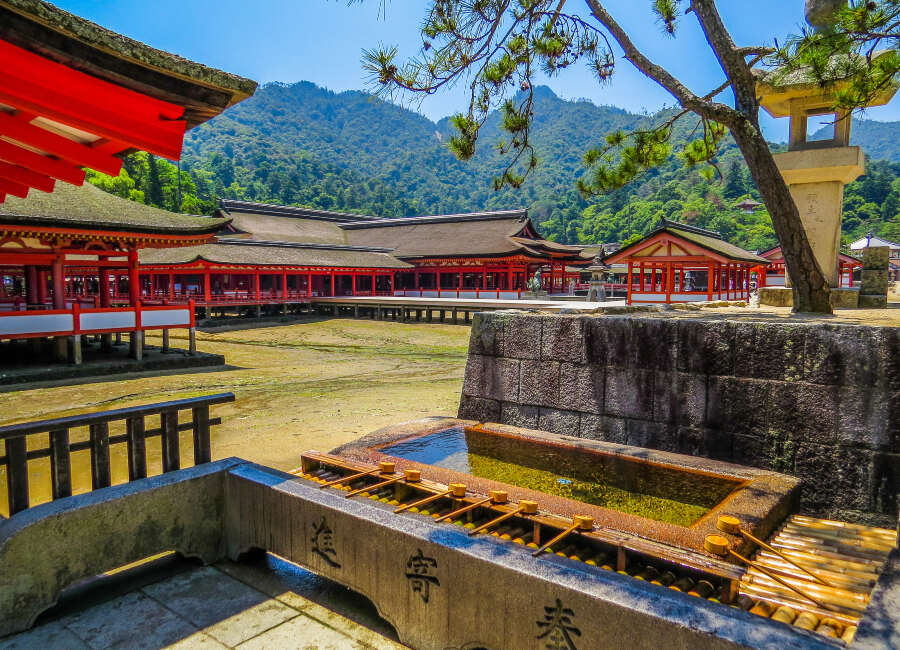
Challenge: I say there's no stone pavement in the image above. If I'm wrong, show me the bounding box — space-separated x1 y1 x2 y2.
0 555 406 650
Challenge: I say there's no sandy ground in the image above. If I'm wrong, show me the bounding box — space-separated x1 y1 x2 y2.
0 318 470 513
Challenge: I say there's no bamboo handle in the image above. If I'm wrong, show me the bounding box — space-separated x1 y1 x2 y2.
532 523 579 557
729 550 836 612
395 488 450 513
435 496 491 522
319 467 377 489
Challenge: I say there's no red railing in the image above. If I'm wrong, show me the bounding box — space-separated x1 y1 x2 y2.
0 301 195 340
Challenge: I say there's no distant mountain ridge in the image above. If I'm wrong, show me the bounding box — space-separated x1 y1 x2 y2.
169 81 898 247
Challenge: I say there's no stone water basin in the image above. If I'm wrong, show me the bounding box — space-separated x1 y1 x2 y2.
331 417 802 559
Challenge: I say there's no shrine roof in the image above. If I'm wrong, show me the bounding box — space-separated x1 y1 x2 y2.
604 220 768 265
0 182 228 235
139 239 411 269
0 0 257 129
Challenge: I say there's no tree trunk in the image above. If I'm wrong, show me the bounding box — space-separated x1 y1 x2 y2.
729 118 833 313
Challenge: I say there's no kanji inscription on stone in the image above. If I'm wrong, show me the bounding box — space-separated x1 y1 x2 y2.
536 599 581 650
311 516 341 568
405 548 440 603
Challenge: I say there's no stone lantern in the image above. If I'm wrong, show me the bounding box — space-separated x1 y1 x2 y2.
756 1 899 288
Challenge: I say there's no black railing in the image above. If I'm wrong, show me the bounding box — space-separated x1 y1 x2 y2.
0 393 235 516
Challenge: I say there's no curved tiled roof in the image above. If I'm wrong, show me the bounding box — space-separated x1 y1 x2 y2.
341 210 589 261
139 240 411 269
604 220 768 265
0 182 228 234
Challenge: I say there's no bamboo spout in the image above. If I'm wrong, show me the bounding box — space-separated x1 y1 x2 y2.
716 515 835 588
469 500 539 536
395 482 466 513
434 490 508 523
532 515 594 557
346 468 420 498
319 461 395 489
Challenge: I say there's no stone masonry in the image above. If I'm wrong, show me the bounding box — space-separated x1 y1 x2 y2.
458 312 900 526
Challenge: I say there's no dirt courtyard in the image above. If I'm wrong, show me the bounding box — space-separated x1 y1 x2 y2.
0 318 471 474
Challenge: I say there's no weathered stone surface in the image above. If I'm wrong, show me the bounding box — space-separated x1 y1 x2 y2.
626 420 677 451
734 322 806 381
804 324 883 386
706 377 770 438
676 319 735 376
467 312 504 356
862 245 890 270
838 386 891 449
462 355 520 402
652 372 706 426
605 367 654 419
457 395 500 422
559 362 604 414
859 293 888 309
758 287 793 307
537 407 580 435
541 316 589 363
500 401 539 429
861 269 890 295
632 318 679 371
0 459 240 638
871 452 900 518
579 414 628 444
794 444 874 514
854 547 900 650
501 313 542 359
519 359 559 408
829 287 859 309
678 426 732 462
771 381 839 445
460 313 900 522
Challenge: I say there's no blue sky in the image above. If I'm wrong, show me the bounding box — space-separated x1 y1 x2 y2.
55 1 900 142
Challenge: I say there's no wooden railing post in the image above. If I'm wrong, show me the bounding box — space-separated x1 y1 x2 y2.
160 410 180 472
126 416 147 480
6 437 28 514
89 422 111 489
192 405 211 465
49 428 72 499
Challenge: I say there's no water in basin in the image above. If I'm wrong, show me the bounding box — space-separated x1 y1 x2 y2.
380 427 741 527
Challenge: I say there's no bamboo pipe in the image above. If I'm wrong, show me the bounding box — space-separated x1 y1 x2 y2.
532 516 594 557
346 469 420 498
394 482 466 513
704 535 835 612
319 461 395 489
468 500 538 536
434 490 508 523
717 515 836 588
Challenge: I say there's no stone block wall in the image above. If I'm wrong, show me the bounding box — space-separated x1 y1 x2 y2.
459 312 900 526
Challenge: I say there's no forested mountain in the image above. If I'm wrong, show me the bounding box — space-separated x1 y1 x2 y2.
87 81 900 249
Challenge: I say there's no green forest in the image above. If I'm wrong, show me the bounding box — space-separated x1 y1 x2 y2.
87 81 900 251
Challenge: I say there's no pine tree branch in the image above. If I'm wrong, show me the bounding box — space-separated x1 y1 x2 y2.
582 0 740 125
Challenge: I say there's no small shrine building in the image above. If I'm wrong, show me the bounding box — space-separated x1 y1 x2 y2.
758 246 861 288
602 220 768 304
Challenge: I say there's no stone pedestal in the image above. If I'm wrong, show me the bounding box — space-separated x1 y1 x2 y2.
859 246 890 308
774 146 865 287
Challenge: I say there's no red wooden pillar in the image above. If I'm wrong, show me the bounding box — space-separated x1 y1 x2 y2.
707 263 714 300
329 271 335 297
127 248 139 308
307 272 312 297
253 271 261 301
51 255 65 309
24 265 38 306
371 272 376 295
458 271 463 290
99 267 111 308
665 263 673 304
168 272 175 299
626 261 633 304
281 271 288 298
203 269 211 305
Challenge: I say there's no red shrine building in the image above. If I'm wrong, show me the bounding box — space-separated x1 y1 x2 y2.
603 220 768 304
0 0 256 361
138 201 591 305
758 246 861 288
